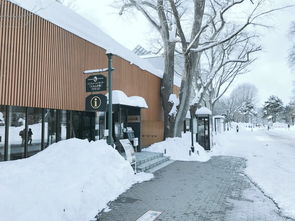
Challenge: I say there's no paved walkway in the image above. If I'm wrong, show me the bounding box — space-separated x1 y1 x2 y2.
96 156 288 221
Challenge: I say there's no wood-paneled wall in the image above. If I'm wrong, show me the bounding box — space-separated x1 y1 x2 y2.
0 0 167 146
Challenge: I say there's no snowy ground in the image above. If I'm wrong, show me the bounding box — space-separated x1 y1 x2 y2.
144 132 210 162
212 124 295 219
0 138 153 221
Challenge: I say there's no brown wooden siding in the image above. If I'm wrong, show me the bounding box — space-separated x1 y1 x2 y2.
0 0 167 146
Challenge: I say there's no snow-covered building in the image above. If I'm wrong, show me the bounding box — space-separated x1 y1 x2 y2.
0 0 179 161
213 115 226 133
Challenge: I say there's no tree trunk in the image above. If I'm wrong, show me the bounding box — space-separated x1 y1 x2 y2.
174 53 200 137
161 42 176 138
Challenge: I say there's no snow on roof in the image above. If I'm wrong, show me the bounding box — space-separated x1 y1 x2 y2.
143 54 182 86
106 90 148 108
195 107 212 115
186 111 191 119
213 115 225 119
8 0 176 85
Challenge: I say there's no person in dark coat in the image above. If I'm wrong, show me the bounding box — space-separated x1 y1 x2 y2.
28 128 33 144
236 125 239 133
19 129 26 145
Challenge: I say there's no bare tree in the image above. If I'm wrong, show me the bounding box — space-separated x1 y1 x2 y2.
205 33 260 112
218 83 258 122
117 0 289 137
289 21 295 67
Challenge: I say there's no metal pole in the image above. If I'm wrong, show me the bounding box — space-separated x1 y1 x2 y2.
107 53 113 146
190 114 194 153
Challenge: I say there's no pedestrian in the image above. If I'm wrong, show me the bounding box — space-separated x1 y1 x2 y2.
236 125 239 133
28 128 33 144
19 129 25 145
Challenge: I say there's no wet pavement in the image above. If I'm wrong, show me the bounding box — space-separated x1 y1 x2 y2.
96 156 288 221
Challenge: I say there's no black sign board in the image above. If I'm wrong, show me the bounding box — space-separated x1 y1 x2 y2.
85 94 107 111
86 74 107 92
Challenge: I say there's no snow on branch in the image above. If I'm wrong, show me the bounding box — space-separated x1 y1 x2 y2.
168 94 179 117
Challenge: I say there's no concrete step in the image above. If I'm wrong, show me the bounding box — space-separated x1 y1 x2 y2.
135 152 164 166
137 156 170 172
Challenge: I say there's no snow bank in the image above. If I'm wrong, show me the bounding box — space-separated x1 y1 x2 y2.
0 138 153 221
212 124 295 219
145 133 210 162
106 90 148 108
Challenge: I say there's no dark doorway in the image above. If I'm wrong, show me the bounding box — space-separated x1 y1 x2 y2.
72 111 96 141
196 116 210 150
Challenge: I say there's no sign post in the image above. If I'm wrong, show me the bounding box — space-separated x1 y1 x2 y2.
107 53 113 146
83 53 114 146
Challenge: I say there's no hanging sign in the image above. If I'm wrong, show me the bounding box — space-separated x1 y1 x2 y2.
85 94 107 111
85 74 107 92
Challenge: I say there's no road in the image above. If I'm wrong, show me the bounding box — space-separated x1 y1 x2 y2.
96 156 287 221
265 130 295 148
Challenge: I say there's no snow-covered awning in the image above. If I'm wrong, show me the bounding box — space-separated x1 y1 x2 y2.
106 90 148 109
213 115 225 119
195 107 212 115
186 111 191 119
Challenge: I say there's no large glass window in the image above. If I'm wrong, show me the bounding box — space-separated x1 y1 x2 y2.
0 106 6 161
98 112 106 139
8 106 26 160
27 108 42 157
45 109 57 147
60 110 68 141
72 111 96 141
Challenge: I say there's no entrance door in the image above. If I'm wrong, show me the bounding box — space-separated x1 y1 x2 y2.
197 117 210 150
72 111 95 141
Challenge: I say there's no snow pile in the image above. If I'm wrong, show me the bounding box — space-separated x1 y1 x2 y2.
0 138 153 221
107 90 148 108
272 122 290 128
145 132 210 162
212 125 295 219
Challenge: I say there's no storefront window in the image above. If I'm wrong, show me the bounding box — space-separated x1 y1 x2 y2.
0 106 6 161
45 109 56 147
98 112 106 139
60 110 67 141
72 111 96 141
27 108 42 157
8 106 26 160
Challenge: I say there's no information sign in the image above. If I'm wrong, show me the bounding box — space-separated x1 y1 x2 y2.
85 94 107 111
85 74 106 92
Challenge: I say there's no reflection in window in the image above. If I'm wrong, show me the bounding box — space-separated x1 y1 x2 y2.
8 106 26 160
27 108 42 157
45 109 56 147
0 106 6 161
60 110 67 141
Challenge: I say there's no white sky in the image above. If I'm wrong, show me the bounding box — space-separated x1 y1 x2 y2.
66 0 295 106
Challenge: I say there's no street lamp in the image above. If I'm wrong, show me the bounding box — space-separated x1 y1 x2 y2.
106 53 113 146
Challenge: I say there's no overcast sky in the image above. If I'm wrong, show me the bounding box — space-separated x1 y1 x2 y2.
65 0 295 106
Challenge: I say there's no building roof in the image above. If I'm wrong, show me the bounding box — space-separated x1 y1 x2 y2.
142 54 183 85
8 0 181 86
196 107 212 115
